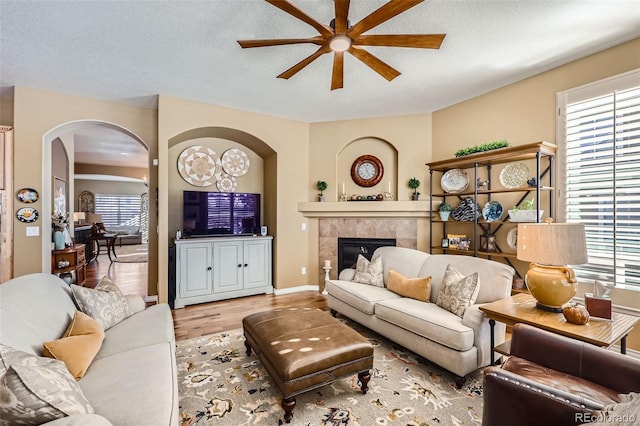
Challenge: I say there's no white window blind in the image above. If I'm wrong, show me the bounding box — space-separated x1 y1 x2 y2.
557 70 640 291
95 194 142 228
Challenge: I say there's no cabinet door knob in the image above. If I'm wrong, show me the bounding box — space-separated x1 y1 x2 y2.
207 266 212 271
244 263 248 267
238 264 242 268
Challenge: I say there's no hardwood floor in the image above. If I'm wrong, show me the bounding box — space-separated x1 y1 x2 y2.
85 251 328 341
172 292 328 341
84 248 148 298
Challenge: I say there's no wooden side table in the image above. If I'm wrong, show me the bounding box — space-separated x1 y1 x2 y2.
480 293 639 365
51 244 86 286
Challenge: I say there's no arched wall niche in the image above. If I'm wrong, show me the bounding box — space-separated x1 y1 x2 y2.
337 137 398 197
166 126 278 253
41 120 150 273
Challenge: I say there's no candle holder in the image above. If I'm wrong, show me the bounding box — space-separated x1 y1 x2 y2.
384 192 394 201
322 266 332 295
340 193 349 202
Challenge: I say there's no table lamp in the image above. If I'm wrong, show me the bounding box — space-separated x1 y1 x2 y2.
73 212 86 224
517 219 588 312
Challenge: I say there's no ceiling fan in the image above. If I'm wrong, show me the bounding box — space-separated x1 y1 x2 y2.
237 0 446 90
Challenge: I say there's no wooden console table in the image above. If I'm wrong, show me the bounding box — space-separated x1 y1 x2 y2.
480 293 639 365
51 244 86 286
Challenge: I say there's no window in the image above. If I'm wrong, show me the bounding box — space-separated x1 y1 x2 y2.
557 70 640 291
95 194 142 228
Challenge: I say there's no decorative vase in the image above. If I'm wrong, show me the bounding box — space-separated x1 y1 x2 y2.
318 195 325 202
411 193 420 201
53 230 65 250
63 227 73 247
439 211 450 221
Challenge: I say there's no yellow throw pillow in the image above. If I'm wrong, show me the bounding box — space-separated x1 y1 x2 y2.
43 311 105 380
387 269 432 302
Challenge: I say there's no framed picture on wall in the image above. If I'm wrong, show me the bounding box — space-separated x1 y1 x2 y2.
53 177 67 216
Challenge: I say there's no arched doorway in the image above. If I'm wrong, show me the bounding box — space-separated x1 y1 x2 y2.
42 121 151 287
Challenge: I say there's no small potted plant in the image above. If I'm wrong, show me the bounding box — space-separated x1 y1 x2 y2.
438 202 452 221
316 180 328 202
408 177 421 201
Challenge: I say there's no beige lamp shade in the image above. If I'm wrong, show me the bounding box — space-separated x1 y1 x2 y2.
517 220 588 312
85 212 103 224
73 212 86 223
517 222 588 266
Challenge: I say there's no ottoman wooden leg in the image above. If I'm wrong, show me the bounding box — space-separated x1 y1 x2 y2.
244 339 252 356
282 396 296 423
358 371 371 394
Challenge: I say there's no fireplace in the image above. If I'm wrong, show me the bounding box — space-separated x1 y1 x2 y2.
338 237 396 273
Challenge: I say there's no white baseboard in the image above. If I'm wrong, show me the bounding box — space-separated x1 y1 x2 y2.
144 295 158 304
273 285 320 296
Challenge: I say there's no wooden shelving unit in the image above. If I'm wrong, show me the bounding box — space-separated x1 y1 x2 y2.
426 141 557 277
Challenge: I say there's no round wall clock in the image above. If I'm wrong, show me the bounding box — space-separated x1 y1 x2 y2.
351 155 384 187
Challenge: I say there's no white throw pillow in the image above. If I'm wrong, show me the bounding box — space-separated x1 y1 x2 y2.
71 276 133 330
435 264 480 317
352 254 384 287
0 344 94 425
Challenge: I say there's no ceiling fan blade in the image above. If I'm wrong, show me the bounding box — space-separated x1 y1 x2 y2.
277 45 331 80
266 0 333 38
238 36 325 48
331 52 344 90
334 0 350 34
354 34 446 49
348 0 424 38
348 46 400 81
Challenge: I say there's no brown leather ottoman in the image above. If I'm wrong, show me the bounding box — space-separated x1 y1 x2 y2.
242 307 373 423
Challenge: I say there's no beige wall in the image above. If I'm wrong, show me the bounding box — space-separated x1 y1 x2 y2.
157 95 310 304
0 96 14 126
11 87 157 289
432 38 640 349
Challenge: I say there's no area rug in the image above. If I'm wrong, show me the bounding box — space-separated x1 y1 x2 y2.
176 318 483 425
112 244 148 263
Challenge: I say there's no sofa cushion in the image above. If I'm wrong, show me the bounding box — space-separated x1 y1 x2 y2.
0 344 94 424
352 254 384 287
325 280 401 315
374 299 475 351
387 269 431 302
0 273 76 356
43 311 105 379
79 342 177 426
96 304 175 360
419 254 513 304
435 264 480 317
372 246 431 285
71 277 133 330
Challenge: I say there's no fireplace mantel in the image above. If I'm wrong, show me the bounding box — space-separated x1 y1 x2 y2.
298 201 436 218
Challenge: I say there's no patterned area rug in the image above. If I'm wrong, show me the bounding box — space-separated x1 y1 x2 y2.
176 318 483 425
112 244 148 263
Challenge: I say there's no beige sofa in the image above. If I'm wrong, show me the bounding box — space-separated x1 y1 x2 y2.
326 246 514 383
0 273 178 425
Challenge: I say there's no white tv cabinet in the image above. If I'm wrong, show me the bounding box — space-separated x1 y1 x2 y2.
174 235 273 308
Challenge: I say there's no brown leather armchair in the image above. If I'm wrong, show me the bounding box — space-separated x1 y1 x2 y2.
483 323 640 426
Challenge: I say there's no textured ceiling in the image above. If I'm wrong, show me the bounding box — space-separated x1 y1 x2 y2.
1 0 639 167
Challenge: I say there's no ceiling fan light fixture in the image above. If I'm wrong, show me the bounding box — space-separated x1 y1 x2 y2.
329 34 352 52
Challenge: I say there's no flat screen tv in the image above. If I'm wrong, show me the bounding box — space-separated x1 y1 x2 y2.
183 191 260 237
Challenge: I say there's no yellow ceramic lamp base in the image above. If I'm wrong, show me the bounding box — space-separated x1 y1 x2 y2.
525 263 578 313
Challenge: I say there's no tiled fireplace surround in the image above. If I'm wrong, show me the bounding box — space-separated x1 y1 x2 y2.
318 217 418 283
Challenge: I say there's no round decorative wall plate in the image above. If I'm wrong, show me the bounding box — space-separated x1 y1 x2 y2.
441 169 469 193
177 145 220 187
216 174 238 192
506 228 518 251
17 207 39 223
16 188 39 203
499 162 529 189
221 148 250 177
351 155 384 187
482 201 504 222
